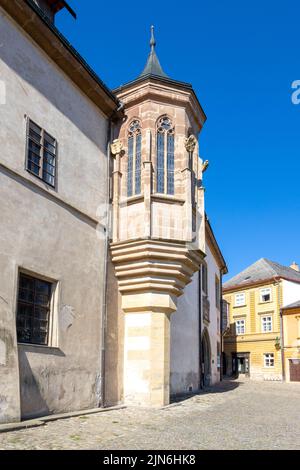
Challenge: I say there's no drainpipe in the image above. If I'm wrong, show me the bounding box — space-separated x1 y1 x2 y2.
198 267 203 390
100 101 124 407
280 309 286 382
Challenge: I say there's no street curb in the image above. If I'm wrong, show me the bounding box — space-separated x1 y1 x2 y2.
0 405 126 434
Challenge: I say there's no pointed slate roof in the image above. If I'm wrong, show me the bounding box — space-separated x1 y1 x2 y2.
139 26 169 79
224 258 300 290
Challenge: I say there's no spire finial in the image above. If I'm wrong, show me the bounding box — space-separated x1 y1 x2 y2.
150 25 156 51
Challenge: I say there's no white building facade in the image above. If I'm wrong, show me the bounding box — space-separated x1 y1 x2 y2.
0 0 226 423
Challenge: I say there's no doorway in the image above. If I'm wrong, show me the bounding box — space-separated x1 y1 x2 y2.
232 352 250 377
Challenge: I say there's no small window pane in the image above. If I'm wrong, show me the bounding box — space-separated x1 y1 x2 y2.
167 133 174 195
127 135 134 197
135 133 142 195
157 132 165 193
29 140 41 154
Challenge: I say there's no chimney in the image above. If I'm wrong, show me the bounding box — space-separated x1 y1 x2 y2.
290 261 300 272
32 0 76 24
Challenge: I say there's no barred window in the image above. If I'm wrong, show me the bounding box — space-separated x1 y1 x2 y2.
156 116 175 195
127 120 142 197
26 119 57 187
16 273 52 346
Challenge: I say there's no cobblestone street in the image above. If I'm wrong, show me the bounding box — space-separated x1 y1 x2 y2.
1 380 299 450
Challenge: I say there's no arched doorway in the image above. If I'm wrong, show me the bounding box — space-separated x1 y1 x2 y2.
201 329 211 387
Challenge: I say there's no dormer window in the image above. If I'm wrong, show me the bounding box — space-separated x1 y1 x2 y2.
127 120 142 197
156 116 174 195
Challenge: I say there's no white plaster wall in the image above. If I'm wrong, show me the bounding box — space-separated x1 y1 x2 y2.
0 11 108 422
170 242 222 395
282 280 300 307
0 9 108 217
170 272 200 395
205 243 221 385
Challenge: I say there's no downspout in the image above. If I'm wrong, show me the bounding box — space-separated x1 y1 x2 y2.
280 309 286 382
275 277 285 382
198 267 203 390
100 101 124 407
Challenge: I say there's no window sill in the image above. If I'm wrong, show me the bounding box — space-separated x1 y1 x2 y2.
233 305 247 308
18 343 63 356
152 193 185 205
121 194 144 205
26 168 56 191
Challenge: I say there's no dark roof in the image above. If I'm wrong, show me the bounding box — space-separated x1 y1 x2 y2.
139 26 168 79
24 0 119 109
224 258 300 290
283 300 300 310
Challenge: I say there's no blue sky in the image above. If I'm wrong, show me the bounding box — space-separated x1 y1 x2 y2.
57 0 300 280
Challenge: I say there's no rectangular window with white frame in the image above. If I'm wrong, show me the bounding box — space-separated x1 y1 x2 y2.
260 287 271 303
235 292 246 307
264 353 274 368
235 319 245 335
261 315 272 332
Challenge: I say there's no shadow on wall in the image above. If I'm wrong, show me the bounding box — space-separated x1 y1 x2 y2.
0 13 106 148
170 379 241 404
18 345 65 420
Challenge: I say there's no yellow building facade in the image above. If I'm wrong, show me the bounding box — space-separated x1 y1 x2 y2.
223 258 300 381
282 301 300 382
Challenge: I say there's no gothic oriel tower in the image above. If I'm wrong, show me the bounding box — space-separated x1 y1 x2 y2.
110 27 207 406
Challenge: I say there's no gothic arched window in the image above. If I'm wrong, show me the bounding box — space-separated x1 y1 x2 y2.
127 120 142 197
156 116 175 195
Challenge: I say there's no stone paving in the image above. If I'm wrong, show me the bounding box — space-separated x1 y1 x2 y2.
0 379 299 450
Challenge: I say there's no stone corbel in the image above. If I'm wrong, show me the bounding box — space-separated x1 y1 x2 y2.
110 139 124 241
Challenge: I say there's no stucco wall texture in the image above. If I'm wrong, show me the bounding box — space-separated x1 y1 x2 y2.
0 10 108 423
170 243 221 396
